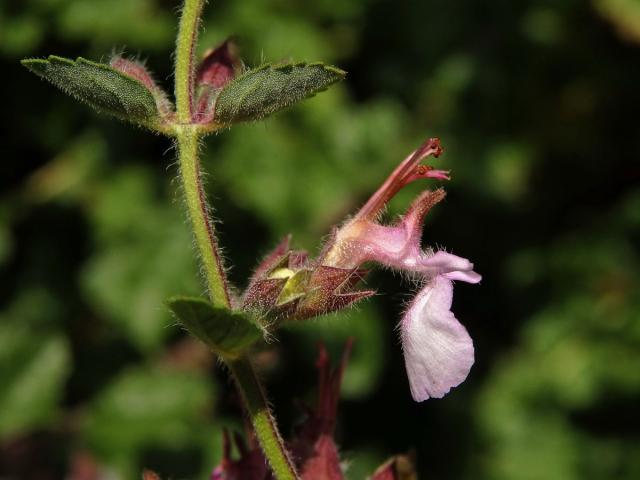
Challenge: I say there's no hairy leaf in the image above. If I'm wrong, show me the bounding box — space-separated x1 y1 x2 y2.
21 55 162 125
214 62 346 123
167 297 263 358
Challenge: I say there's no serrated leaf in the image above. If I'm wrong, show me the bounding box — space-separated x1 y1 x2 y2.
167 297 263 358
214 62 346 123
21 55 162 126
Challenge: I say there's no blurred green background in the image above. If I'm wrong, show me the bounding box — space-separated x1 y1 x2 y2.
1 0 639 478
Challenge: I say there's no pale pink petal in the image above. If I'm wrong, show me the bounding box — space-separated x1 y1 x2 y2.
443 270 482 283
401 276 474 401
419 250 473 273
416 251 480 282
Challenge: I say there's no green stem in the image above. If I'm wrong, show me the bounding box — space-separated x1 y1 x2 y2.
173 3 298 478
229 357 299 480
175 0 205 123
177 131 299 480
177 131 231 308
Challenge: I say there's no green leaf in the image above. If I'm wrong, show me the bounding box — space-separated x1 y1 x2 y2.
0 323 70 439
167 297 263 358
214 61 346 123
21 55 161 125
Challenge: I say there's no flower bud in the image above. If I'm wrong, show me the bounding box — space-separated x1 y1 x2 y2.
194 39 242 123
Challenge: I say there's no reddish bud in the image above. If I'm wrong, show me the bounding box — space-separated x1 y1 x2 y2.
197 39 241 89
195 39 242 123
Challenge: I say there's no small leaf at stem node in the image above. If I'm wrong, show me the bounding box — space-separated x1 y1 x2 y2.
167 296 263 359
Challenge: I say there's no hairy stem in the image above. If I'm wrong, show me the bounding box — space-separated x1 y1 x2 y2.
229 357 299 480
177 130 232 308
174 4 298 479
175 0 205 123
178 131 299 479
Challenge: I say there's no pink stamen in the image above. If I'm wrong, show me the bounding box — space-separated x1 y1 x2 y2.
404 165 451 183
356 138 446 220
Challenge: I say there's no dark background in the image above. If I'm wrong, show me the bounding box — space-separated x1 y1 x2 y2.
1 0 639 478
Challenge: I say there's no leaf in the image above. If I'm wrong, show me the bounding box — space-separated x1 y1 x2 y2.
21 55 162 125
0 323 71 439
167 297 263 358
214 62 346 123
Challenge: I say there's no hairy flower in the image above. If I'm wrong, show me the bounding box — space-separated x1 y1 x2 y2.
242 137 480 401
320 138 481 401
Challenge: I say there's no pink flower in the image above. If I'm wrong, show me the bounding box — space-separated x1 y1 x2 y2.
320 138 481 401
